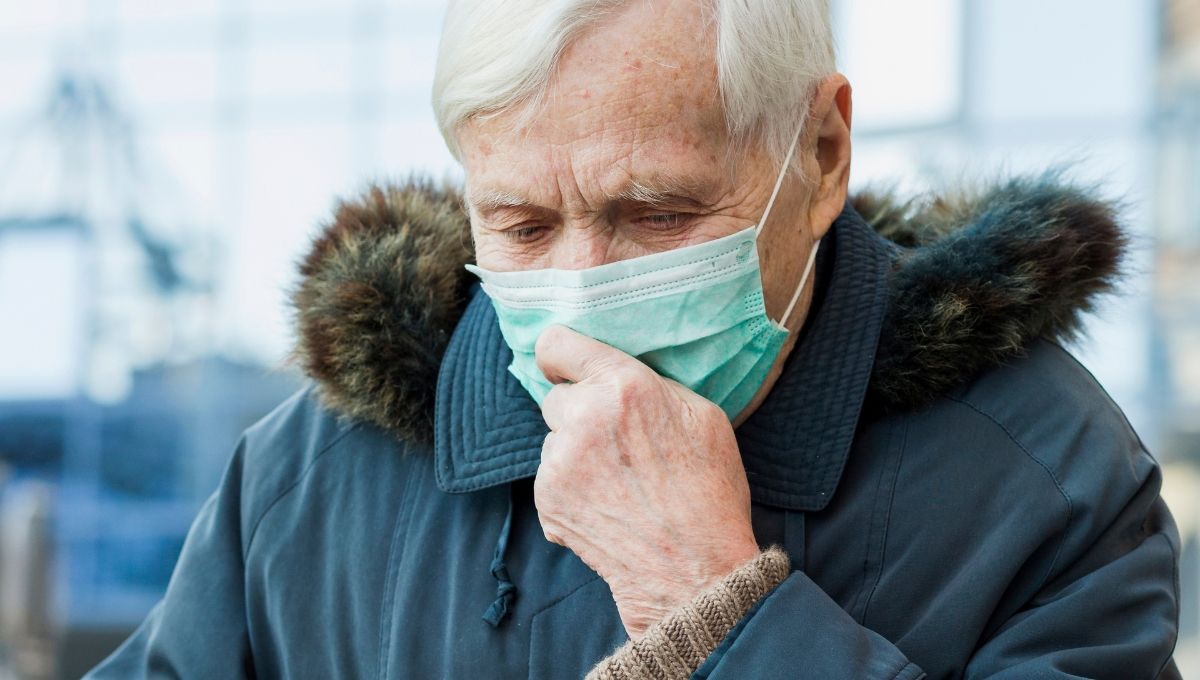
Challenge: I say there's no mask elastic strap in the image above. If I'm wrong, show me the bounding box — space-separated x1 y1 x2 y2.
754 123 805 237
777 240 820 329
756 121 817 329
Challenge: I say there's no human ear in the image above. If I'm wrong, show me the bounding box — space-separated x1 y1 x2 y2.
806 74 853 242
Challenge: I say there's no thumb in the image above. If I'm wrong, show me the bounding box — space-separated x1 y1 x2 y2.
534 324 641 385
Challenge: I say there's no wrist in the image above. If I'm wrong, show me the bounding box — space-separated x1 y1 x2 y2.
587 547 792 680
616 538 764 638
681 539 762 599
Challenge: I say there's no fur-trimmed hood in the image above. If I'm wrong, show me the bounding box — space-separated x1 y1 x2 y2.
291 175 1125 444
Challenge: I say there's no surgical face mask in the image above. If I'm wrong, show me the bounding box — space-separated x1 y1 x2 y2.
466 129 818 420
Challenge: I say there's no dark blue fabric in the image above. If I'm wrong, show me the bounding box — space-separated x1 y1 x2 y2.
86 203 1181 679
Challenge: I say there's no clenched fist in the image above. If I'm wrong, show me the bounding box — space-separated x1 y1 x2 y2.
533 324 762 638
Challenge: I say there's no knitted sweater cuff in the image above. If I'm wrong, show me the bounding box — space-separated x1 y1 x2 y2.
585 546 791 680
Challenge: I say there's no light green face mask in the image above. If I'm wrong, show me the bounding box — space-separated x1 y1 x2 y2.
466 132 818 421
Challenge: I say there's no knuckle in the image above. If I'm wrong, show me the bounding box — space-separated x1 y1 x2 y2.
697 397 726 424
534 460 558 492
533 494 562 544
538 434 554 461
533 462 567 506
535 324 566 356
542 384 563 408
579 353 611 380
542 385 574 421
611 369 649 407
542 430 572 461
568 427 599 452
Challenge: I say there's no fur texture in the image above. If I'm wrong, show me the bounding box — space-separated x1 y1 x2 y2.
292 175 1126 443
291 179 473 443
856 175 1126 409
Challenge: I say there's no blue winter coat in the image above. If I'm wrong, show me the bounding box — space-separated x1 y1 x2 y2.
87 177 1181 679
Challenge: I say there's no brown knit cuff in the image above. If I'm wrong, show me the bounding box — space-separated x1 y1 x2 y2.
585 547 791 680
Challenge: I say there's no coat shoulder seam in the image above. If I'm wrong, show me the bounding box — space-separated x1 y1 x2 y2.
377 456 423 680
859 418 909 626
944 395 1074 592
1153 530 1182 678
242 423 361 560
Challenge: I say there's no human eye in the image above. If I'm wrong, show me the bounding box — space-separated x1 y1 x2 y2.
502 224 550 244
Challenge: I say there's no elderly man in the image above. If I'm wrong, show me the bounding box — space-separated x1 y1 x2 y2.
90 0 1180 678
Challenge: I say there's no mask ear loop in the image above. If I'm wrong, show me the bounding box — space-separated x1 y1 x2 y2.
754 123 804 238
777 241 820 329
754 123 819 329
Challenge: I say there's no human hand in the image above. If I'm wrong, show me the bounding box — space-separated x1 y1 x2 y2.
533 325 761 638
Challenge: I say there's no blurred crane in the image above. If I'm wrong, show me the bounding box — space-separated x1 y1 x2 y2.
0 68 217 404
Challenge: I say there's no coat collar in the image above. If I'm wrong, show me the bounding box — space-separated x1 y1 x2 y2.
433 202 892 511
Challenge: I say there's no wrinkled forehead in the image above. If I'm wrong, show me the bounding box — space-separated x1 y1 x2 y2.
458 0 730 174
550 0 723 124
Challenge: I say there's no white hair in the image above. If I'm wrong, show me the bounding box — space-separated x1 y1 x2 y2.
432 0 836 168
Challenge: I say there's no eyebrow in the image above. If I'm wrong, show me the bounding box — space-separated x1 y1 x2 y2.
466 187 535 216
466 173 716 217
611 175 714 209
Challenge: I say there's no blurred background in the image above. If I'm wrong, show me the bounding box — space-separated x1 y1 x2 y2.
0 0 1197 677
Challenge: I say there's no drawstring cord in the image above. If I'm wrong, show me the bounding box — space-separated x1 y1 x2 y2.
482 486 517 627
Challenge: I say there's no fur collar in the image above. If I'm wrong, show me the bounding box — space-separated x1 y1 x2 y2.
291 174 1125 444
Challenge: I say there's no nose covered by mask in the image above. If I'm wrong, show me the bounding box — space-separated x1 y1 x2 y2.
465 132 818 421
